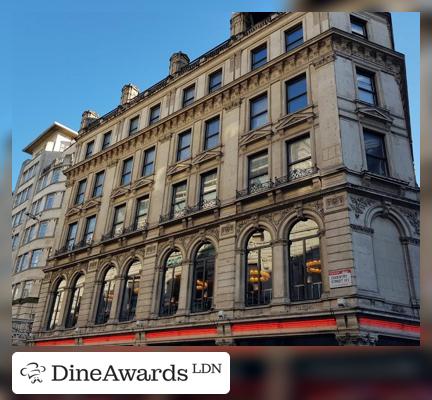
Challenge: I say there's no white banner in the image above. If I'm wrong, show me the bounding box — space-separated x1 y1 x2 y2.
13 352 230 394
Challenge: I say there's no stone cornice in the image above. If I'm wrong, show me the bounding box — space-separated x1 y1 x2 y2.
65 28 407 182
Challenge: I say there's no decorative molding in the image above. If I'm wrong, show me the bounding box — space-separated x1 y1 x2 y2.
131 176 154 191
399 208 420 235
220 222 235 238
273 110 315 132
110 185 131 199
166 161 192 176
400 236 420 246
192 148 223 166
350 224 374 234
349 195 375 218
313 52 336 68
239 127 273 148
324 194 346 211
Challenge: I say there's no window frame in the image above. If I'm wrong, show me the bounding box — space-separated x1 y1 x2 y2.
74 179 87 205
148 104 161 126
286 134 313 180
37 221 48 238
356 68 377 105
128 115 140 135
285 23 303 52
134 197 149 230
249 92 268 131
92 170 105 198
120 157 133 186
65 222 78 250
251 43 268 70
248 150 269 188
363 129 389 176
119 260 141 322
159 251 183 316
350 15 368 38
84 215 97 244
203 116 220 150
182 84 195 107
101 131 112 150
199 170 218 207
170 180 187 218
95 267 116 325
112 204 126 235
176 130 192 162
191 243 215 313
142 146 156 177
208 69 222 93
286 73 308 114
65 274 85 328
85 141 94 159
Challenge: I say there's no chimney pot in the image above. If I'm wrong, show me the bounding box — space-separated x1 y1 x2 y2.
121 83 140 105
80 110 99 130
169 51 190 75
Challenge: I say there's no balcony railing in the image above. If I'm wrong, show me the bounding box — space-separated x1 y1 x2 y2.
159 198 220 224
275 166 316 185
12 318 33 346
101 222 148 242
237 167 316 199
236 180 274 198
55 239 92 255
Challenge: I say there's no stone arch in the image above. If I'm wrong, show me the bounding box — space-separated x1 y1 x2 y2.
364 205 410 238
237 220 277 250
278 208 325 241
120 253 145 277
157 244 186 268
187 236 219 261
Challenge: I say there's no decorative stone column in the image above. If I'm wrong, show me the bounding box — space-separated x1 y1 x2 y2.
176 260 192 315
271 239 287 305
107 275 123 324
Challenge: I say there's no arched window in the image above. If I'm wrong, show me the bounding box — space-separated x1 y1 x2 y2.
47 279 66 330
119 260 141 321
245 229 272 306
289 219 322 301
159 251 182 316
95 266 116 325
191 242 215 313
65 274 85 328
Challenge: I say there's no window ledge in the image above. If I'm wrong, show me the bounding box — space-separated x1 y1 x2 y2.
166 160 192 176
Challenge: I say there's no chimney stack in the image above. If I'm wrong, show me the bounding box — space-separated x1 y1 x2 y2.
121 83 139 105
169 52 190 75
80 110 99 130
230 12 251 36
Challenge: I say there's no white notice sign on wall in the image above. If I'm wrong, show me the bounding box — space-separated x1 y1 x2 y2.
328 269 352 288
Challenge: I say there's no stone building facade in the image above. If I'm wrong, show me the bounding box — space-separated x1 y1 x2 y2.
12 122 76 345
31 12 419 346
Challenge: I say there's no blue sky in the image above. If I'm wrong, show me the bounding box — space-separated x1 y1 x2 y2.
6 3 419 187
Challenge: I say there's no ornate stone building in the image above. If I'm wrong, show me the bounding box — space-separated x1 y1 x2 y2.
12 122 76 345
31 12 419 346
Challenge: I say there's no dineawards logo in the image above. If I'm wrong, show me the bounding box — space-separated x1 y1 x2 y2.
12 352 230 394
20 362 47 383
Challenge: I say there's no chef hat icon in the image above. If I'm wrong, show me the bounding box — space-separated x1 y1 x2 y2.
20 362 46 383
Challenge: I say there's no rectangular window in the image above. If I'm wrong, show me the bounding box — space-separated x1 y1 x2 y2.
112 204 126 235
171 181 187 217
24 225 36 244
142 147 155 176
84 215 96 243
250 93 268 130
74 179 87 205
208 69 222 93
19 252 30 271
13 284 21 300
30 249 43 267
37 221 48 238
285 24 303 51
134 197 149 229
287 135 313 180
85 141 94 159
120 157 133 186
200 170 217 206
251 43 267 70
129 116 140 135
286 74 307 113
37 175 48 192
182 84 195 107
357 69 377 105
176 130 191 161
149 104 161 125
12 234 19 251
32 198 42 214
204 116 220 150
45 193 55 209
21 281 33 298
363 130 388 176
248 151 269 187
92 171 105 197
101 131 112 150
66 222 78 250
351 15 367 38
51 168 61 184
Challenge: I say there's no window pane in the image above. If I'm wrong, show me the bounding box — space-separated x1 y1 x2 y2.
201 171 217 203
288 136 311 163
172 182 187 214
249 152 268 179
251 44 267 69
287 95 308 113
287 76 307 100
149 104 160 124
129 116 139 134
358 90 375 104
286 25 303 51
364 131 385 157
102 131 111 149
251 94 267 116
351 18 366 36
209 70 222 92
